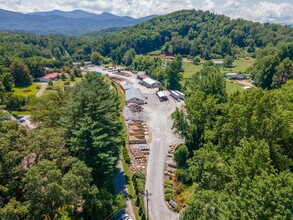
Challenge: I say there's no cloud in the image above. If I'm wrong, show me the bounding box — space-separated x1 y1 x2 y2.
0 0 193 17
227 1 293 24
201 0 215 11
0 0 292 24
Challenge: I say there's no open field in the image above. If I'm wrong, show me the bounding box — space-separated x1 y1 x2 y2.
53 77 83 87
13 84 41 97
226 80 244 94
182 61 203 79
223 57 255 73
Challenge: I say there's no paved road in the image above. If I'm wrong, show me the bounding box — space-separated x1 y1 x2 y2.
89 66 183 220
36 83 48 97
113 160 136 220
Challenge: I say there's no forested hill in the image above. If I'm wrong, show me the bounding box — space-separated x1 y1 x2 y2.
94 9 293 62
0 9 155 36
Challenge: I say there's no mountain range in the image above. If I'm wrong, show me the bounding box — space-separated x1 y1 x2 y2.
0 9 156 36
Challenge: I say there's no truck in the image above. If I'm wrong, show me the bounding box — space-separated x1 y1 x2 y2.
175 90 185 100
170 90 180 100
157 91 168 101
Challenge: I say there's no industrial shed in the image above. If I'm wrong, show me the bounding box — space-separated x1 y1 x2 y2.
142 78 161 88
125 87 145 105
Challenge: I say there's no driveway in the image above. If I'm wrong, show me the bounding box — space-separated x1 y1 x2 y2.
36 83 48 97
142 93 182 220
89 66 183 220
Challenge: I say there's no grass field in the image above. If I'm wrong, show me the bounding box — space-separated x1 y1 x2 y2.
222 57 255 73
42 89 58 96
182 62 203 79
53 77 83 87
13 84 41 97
226 80 244 94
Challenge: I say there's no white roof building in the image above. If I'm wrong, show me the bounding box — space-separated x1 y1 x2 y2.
142 78 161 88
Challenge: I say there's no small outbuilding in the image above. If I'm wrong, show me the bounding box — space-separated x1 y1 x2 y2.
142 78 161 88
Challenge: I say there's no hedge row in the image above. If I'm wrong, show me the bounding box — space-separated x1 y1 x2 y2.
122 147 131 164
164 179 175 202
132 172 146 220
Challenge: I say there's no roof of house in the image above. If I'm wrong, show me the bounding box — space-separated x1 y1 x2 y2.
120 81 134 91
41 72 59 79
125 88 144 101
143 78 160 85
225 73 238 77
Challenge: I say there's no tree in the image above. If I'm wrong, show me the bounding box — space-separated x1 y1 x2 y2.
189 66 227 102
223 55 234 68
91 52 104 65
192 56 201 65
122 48 136 66
166 59 182 90
60 73 122 185
220 37 232 56
174 144 189 167
0 66 14 92
10 59 32 86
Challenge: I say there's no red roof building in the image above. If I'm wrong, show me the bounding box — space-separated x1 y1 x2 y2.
38 72 59 82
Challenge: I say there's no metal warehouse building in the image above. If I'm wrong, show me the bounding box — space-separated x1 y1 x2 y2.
120 81 145 105
142 78 161 88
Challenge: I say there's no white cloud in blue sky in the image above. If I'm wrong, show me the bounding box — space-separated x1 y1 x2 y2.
0 0 292 24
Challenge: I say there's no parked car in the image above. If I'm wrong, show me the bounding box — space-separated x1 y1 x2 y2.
119 213 132 220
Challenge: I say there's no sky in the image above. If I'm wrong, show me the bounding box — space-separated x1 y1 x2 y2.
0 0 292 24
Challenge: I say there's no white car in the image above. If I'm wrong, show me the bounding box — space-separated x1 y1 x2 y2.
119 213 132 220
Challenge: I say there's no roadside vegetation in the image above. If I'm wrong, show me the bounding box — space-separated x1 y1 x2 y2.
171 43 293 218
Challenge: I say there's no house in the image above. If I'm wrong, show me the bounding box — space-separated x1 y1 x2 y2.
230 74 249 80
37 73 59 82
225 73 238 78
125 87 145 105
142 78 161 88
213 60 224 66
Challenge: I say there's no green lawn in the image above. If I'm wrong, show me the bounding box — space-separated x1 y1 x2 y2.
182 62 203 79
226 80 244 95
222 57 255 73
13 84 41 97
42 89 57 96
53 77 83 87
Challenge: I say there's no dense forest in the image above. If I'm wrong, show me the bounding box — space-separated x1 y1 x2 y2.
92 10 293 62
0 73 124 219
